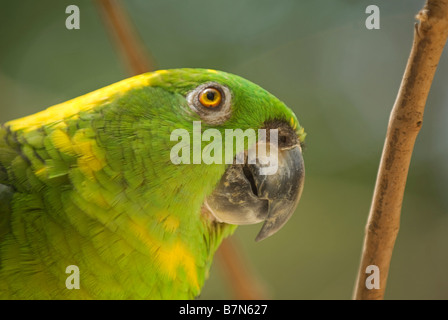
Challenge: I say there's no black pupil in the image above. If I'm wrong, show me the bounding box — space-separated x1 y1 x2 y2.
206 90 216 101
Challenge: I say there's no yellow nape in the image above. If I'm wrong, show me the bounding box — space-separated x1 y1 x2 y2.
6 72 160 132
72 129 107 179
50 127 107 180
51 129 77 156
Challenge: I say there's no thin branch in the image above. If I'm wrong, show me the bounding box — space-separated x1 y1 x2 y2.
94 0 266 299
96 0 153 75
353 0 448 300
216 238 268 299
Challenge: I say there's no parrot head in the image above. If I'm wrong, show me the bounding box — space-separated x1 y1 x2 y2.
144 69 306 241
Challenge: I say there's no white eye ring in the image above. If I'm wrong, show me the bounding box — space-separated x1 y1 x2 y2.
186 82 232 125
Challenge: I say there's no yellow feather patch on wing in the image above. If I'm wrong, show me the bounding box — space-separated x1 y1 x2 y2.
157 241 200 291
6 73 158 132
128 218 199 290
156 212 180 233
163 216 180 233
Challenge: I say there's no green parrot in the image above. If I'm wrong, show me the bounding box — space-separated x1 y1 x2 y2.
0 68 305 299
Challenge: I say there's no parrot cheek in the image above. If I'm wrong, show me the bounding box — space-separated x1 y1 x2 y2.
204 142 305 241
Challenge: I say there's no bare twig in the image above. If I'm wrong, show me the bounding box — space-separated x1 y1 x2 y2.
96 0 153 75
94 0 266 299
354 0 448 300
216 238 268 299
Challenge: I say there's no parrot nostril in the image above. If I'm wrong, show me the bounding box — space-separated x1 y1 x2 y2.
279 135 288 145
242 165 258 197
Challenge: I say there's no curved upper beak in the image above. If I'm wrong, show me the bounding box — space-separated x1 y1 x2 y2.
205 140 305 241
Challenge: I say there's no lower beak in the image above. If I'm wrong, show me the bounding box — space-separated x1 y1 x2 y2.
204 142 305 241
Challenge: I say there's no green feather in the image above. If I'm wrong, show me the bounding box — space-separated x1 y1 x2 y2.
0 68 305 299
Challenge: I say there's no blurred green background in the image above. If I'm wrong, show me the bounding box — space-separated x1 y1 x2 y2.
1 0 448 299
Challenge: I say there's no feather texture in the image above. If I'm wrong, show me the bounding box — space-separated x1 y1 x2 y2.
0 69 304 299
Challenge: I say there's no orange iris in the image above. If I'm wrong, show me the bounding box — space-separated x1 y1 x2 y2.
198 88 222 108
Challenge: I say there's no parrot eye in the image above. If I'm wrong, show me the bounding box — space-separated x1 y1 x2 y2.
199 88 222 108
187 82 232 125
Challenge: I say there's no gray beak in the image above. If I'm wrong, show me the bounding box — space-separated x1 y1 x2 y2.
204 141 305 241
